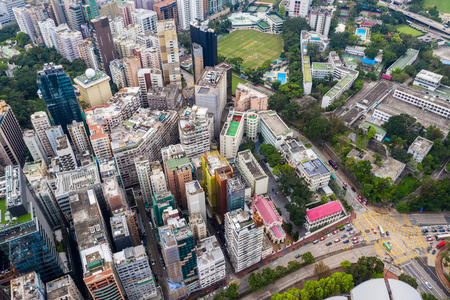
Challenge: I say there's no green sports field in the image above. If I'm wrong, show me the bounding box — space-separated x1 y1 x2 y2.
423 0 450 13
218 30 283 69
396 25 424 37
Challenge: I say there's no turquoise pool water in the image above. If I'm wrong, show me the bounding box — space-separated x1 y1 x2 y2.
268 72 275 77
356 28 367 36
277 73 287 84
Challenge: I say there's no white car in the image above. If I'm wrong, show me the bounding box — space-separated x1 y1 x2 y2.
425 282 432 289
327 233 333 237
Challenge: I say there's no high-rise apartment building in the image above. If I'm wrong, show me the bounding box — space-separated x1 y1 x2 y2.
134 156 153 205
201 151 230 215
147 84 179 110
0 165 64 282
237 150 268 195
11 272 46 300
215 62 232 102
113 246 157 300
185 180 206 221
38 18 56 48
175 224 198 287
45 125 65 156
177 0 203 30
56 29 83 61
190 20 217 82
67 120 92 154
220 110 245 159
46 275 84 300
226 174 247 213
111 109 179 187
225 209 264 273
0 0 26 25
141 47 161 69
196 236 226 289
31 111 55 157
157 19 181 87
0 101 26 166
13 5 46 44
56 135 78 171
137 68 163 107
288 0 310 17
118 0 135 26
92 16 117 77
77 39 99 70
71 190 125 300
195 66 227 137
49 23 69 53
37 64 83 134
192 43 204 84
50 0 67 25
189 212 207 240
68 3 84 31
207 0 224 14
153 0 177 24
74 69 112 108
309 7 332 37
235 83 269 112
82 0 99 22
123 56 142 87
23 129 49 164
179 106 213 158
131 8 157 31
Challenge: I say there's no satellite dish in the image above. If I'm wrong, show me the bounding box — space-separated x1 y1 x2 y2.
85 68 95 78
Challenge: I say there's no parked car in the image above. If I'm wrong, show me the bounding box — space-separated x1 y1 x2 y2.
422 229 429 233
353 240 360 244
432 250 436 255
347 227 353 231
334 238 340 243
352 237 358 241
343 240 350 244
295 254 301 258
326 242 332 246
439 229 445 232
341 234 347 239
349 231 355 235
351 187 356 192
432 230 438 232
343 186 347 190
333 230 339 234
151 259 155 266
327 233 333 237
340 227 346 231
426 238 433 241
386 231 389 236
313 239 319 244
343 182 348 187
320 237 326 241
358 195 362 200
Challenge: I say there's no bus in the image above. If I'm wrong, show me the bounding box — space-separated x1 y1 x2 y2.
378 226 385 237
435 233 450 240
383 242 391 251
437 241 446 249
328 160 338 170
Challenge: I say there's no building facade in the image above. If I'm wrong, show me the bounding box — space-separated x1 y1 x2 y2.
157 19 181 87
0 101 26 166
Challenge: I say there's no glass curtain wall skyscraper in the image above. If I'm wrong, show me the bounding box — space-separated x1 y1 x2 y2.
37 63 83 134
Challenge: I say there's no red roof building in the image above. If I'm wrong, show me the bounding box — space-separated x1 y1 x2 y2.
305 201 345 231
252 195 286 243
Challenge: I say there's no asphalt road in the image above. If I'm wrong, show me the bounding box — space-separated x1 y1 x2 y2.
136 195 168 297
402 258 449 299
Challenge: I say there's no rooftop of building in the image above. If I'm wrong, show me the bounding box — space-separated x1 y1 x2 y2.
0 197 32 227
161 144 186 161
306 201 343 222
252 195 282 226
11 272 44 300
361 121 386 136
111 214 129 239
266 11 285 22
312 62 333 71
165 156 192 172
303 56 312 83
344 56 358 67
205 152 230 177
70 190 108 252
110 109 175 152
226 115 242 136
237 150 267 180
409 136 433 154
259 110 292 136
228 12 261 26
159 225 177 249
148 84 178 99
197 66 225 88
46 275 76 300
395 85 450 109
324 73 355 98
280 139 306 155
415 69 443 83
55 162 100 197
351 278 422 300
347 149 405 180
227 176 246 193
356 80 392 109
297 149 331 177
300 30 329 42
114 245 147 267
74 69 110 88
56 135 70 151
179 105 211 131
226 209 258 230
185 180 203 195
387 48 419 72
197 236 224 267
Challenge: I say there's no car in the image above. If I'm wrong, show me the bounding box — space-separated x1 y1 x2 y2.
447 229 450 232
349 231 355 235
432 250 437 255
163 266 166 271
295 254 301 258
327 233 333 237
151 259 155 266
422 229 429 233
343 186 347 190
438 226 443 229
313 239 319 244
341 234 347 239
326 242 332 246
358 195 362 200
439 229 445 232
320 237 326 241
432 229 438 232
347 224 352 227
364 201 368 205
351 187 356 192
343 240 350 244
334 238 340 243
426 238 433 241
343 182 348 187
386 231 389 236
340 227 346 231
347 227 353 231
425 282 432 289
333 230 339 234
353 240 360 244
373 231 377 234
352 237 358 241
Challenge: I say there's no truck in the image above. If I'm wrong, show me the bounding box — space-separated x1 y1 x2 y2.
437 241 446 249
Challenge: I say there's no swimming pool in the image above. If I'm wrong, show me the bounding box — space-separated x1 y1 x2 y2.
277 73 287 84
268 72 275 77
356 28 367 37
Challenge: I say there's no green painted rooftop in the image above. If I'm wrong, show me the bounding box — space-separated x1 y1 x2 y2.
361 121 386 136
312 63 333 71
166 156 191 171
227 121 240 136
0 198 32 227
388 49 418 72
